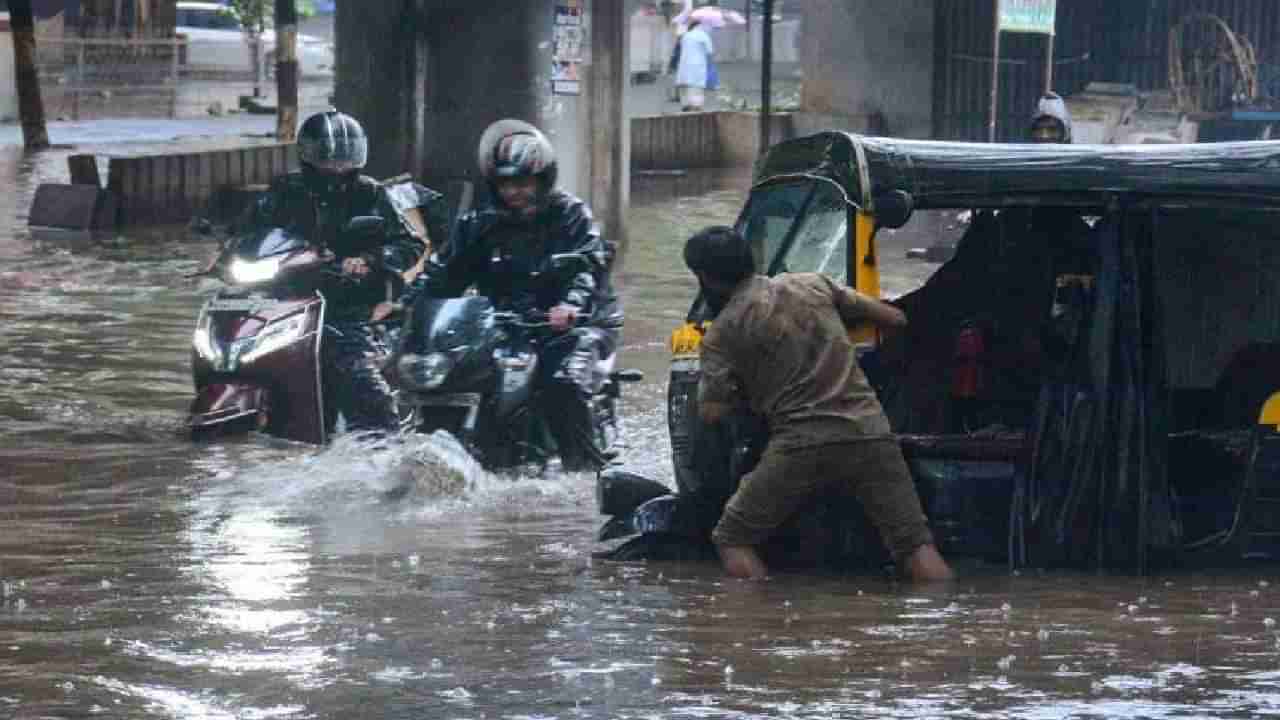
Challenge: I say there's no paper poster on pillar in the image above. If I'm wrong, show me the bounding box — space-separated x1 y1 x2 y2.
552 0 584 95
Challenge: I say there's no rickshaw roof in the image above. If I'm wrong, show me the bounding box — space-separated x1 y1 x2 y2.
753 131 1280 211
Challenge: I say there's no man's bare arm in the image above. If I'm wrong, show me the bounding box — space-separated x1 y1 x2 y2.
850 289 907 328
830 278 908 329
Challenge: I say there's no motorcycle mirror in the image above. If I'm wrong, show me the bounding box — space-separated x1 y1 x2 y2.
344 215 386 237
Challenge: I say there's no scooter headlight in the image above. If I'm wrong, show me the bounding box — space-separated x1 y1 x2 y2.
193 313 223 367
228 256 284 285
234 312 310 367
397 352 454 390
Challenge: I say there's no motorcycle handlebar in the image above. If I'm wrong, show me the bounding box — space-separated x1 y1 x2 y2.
491 311 587 330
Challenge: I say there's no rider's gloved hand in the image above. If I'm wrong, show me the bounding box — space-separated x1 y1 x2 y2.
548 304 578 332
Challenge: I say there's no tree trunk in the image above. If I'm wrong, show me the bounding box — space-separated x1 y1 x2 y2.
274 0 298 141
10 0 50 150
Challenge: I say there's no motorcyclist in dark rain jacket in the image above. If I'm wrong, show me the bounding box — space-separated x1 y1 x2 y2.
239 110 430 435
404 118 624 471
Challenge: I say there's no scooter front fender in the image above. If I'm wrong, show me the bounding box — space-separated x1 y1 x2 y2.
188 383 267 432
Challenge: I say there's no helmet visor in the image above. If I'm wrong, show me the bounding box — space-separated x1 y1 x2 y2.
299 130 368 174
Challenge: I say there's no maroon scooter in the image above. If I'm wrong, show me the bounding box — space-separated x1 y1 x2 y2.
187 217 384 444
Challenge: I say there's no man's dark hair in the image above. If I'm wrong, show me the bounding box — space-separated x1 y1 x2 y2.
684 225 754 285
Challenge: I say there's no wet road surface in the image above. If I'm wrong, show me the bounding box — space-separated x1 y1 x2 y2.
3 145 1280 718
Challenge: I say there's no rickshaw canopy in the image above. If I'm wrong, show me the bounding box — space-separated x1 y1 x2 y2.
753 132 1280 212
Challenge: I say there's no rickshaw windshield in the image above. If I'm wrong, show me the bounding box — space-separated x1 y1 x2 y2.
737 177 849 281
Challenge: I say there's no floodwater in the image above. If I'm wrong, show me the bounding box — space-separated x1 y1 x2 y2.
3 140 1280 720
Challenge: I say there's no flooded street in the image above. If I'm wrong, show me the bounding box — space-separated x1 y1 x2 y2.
5 144 1280 719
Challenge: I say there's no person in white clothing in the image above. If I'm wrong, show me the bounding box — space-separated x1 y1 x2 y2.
675 19 713 112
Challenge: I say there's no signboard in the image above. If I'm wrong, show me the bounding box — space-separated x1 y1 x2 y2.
552 0 584 95
998 0 1057 35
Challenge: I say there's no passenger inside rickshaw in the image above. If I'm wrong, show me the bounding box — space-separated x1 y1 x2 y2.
873 201 1280 550
877 206 1098 439
879 202 1280 433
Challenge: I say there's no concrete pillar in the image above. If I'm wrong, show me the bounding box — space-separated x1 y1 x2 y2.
417 1 557 190
337 0 630 256
334 0 425 180
797 0 934 139
587 0 629 264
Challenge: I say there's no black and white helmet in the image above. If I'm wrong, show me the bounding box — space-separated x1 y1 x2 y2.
476 118 558 189
298 110 368 174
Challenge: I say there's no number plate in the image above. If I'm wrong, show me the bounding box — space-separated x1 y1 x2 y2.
206 298 281 313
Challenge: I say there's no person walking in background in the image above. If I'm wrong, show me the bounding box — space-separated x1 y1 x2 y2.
675 19 713 112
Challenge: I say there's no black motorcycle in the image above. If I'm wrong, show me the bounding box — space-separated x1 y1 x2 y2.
386 254 643 471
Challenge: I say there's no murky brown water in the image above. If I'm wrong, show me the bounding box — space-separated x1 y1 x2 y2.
4 144 1280 719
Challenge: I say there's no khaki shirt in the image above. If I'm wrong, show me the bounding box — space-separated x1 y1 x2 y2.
698 273 893 449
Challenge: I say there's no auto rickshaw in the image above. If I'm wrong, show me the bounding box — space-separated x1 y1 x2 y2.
597 131 1280 574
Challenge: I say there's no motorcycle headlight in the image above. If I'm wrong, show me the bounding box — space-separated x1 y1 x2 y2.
232 312 310 368
397 352 454 390
228 256 284 285
193 313 223 367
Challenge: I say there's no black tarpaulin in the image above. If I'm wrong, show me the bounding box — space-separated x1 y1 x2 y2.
1013 209 1178 572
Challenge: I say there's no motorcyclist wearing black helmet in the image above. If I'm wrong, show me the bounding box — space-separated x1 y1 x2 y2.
239 109 436 435
405 118 623 471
